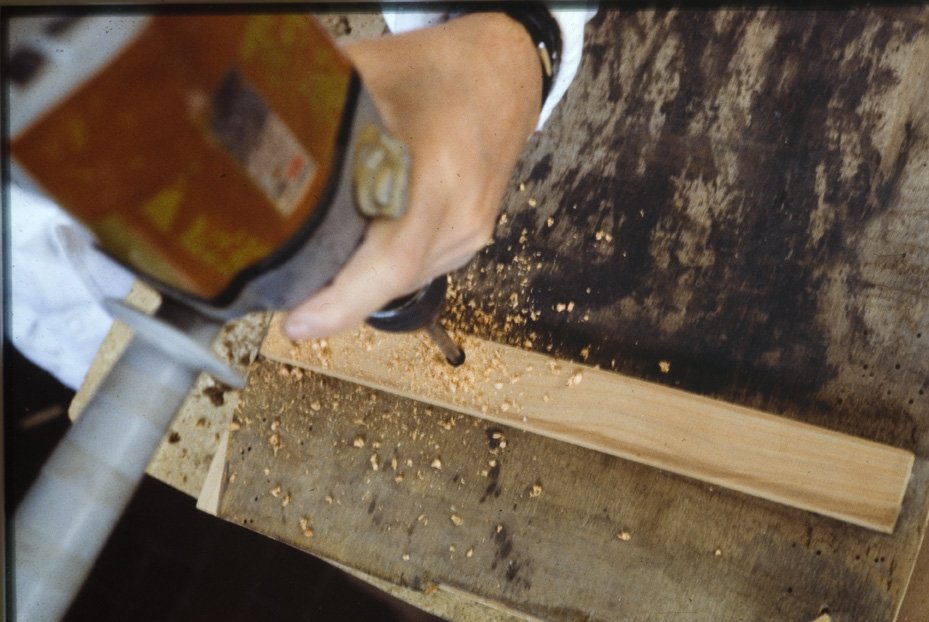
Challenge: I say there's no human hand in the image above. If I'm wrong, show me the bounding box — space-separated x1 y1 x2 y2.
282 13 542 341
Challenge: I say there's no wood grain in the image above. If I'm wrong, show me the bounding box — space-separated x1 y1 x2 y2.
261 316 914 533
218 360 927 621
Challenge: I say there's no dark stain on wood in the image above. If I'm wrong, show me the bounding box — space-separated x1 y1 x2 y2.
201 384 226 406
480 460 502 503
485 426 504 449
491 523 530 589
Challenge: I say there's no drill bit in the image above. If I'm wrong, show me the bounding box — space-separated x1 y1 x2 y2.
423 320 465 366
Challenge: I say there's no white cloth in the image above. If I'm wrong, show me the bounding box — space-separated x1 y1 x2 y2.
382 4 598 130
8 185 134 389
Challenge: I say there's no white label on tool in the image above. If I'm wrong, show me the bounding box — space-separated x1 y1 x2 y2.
210 69 315 217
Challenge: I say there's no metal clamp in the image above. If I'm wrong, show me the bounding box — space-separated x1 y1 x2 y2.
352 123 411 219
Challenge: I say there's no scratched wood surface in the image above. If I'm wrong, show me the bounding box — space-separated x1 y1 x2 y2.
215 8 929 621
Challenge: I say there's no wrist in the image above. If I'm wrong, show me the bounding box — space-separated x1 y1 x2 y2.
444 12 545 129
455 3 561 109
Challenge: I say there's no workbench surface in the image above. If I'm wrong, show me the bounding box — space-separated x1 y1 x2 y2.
98 8 929 621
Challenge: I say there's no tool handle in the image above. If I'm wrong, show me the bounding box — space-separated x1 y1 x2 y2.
14 336 200 621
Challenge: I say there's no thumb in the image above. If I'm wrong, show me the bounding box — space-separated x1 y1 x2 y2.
282 223 427 341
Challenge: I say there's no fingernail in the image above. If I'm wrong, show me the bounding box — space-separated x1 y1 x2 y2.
283 316 315 341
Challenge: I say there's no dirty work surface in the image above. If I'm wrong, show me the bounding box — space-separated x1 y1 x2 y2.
220 360 919 621
217 8 929 622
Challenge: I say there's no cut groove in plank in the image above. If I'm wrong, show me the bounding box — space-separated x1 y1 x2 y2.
261 314 914 533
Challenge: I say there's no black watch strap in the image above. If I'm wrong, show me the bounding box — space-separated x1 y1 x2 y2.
452 2 562 108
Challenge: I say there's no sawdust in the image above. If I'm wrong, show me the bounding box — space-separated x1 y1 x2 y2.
299 517 314 537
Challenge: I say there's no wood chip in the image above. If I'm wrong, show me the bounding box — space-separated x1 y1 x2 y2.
353 437 365 448
451 514 463 526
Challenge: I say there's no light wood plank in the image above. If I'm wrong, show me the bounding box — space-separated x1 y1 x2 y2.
196 430 229 516
261 314 914 533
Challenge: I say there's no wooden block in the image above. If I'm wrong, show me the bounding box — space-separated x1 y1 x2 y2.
261 314 914 533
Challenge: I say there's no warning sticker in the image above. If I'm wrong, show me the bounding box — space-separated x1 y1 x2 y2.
210 69 315 217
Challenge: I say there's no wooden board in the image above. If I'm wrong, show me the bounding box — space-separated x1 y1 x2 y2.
212 7 929 621
217 360 929 621
262 318 914 533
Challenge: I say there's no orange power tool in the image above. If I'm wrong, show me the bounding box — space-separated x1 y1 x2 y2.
10 12 462 355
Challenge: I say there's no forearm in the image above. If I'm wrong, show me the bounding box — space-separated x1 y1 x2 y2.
345 12 543 151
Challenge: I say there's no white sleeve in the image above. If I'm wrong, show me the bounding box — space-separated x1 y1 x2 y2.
9 185 134 389
542 7 598 129
381 5 598 130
